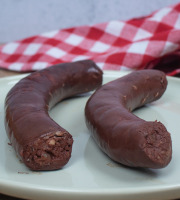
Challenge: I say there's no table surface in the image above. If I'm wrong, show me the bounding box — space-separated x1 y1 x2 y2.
0 68 22 78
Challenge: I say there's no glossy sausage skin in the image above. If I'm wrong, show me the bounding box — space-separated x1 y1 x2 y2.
5 60 103 171
85 70 172 169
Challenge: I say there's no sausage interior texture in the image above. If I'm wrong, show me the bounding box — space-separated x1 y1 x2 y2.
85 69 172 169
5 60 103 171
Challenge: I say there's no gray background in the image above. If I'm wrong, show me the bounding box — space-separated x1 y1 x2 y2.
0 0 180 43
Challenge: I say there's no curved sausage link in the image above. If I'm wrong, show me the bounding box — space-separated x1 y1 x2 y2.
5 60 103 171
85 70 172 169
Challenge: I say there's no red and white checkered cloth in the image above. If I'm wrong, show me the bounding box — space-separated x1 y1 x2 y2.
1 3 180 76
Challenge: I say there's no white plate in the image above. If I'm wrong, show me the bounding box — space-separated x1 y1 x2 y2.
0 71 180 200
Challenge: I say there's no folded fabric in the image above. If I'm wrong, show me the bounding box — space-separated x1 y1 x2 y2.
1 3 180 76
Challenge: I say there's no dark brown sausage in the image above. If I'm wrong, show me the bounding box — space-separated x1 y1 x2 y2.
85 69 172 169
5 60 103 171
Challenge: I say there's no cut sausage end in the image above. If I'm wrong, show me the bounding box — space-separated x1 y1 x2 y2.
22 132 73 171
139 121 172 169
